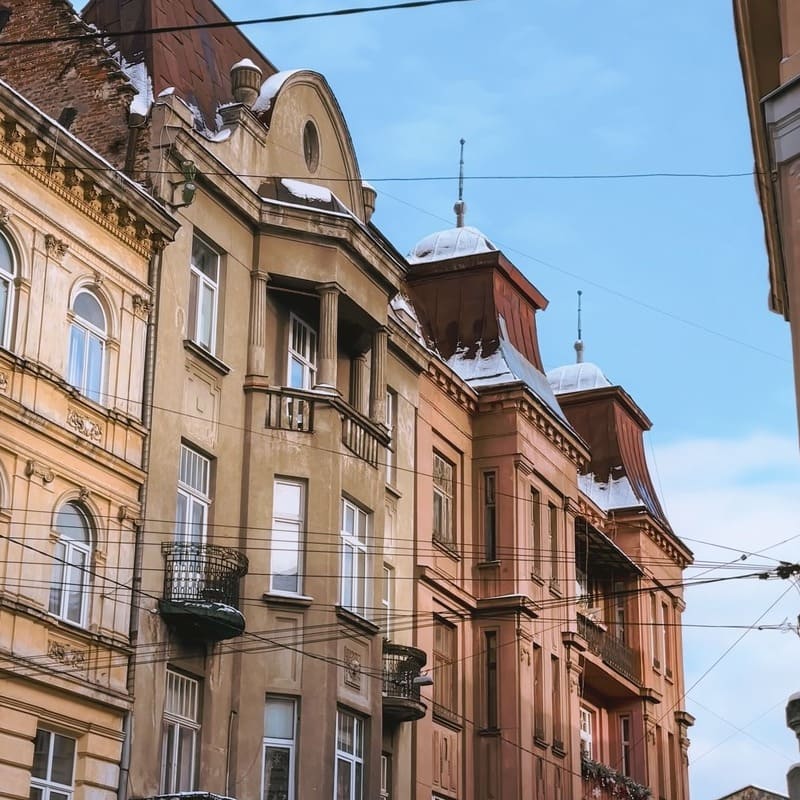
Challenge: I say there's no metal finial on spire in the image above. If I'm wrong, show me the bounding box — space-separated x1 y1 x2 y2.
454 137 466 228
574 289 584 363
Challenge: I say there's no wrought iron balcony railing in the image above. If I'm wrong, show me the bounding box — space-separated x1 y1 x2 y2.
578 612 641 685
382 641 428 723
160 542 249 641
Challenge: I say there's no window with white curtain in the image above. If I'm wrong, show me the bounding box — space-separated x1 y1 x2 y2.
67 289 106 403
340 499 369 616
48 502 92 626
0 230 15 350
189 234 220 352
262 696 297 800
271 479 305 595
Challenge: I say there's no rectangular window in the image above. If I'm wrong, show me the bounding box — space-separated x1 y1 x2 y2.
579 706 594 758
485 631 498 729
433 617 457 720
432 452 455 548
271 479 305 595
620 714 632 777
551 654 562 748
385 389 396 485
482 471 497 561
380 753 391 800
533 643 545 741
334 710 364 800
548 503 559 587
381 564 394 638
656 724 665 800
662 601 672 677
530 488 542 576
651 593 661 669
263 696 297 800
161 669 200 793
668 731 678 800
176 444 210 546
189 234 220 352
614 580 627 643
340 499 369 616
30 729 76 800
288 313 317 389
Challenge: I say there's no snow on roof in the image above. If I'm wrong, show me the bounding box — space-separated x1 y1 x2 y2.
281 178 333 203
389 293 425 344
231 57 260 71
408 225 497 264
118 58 153 118
251 69 301 114
547 361 612 394
578 472 643 511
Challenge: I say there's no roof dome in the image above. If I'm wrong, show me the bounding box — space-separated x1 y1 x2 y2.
408 225 497 264
546 361 612 394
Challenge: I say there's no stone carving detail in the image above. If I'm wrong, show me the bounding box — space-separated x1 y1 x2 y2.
48 639 86 667
0 205 11 224
78 485 91 502
44 233 69 261
344 647 361 689
0 371 7 391
66 409 103 442
132 294 153 318
25 459 54 484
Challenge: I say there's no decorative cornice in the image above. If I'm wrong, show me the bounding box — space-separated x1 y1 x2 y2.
25 459 54 484
132 293 153 318
66 408 103 443
426 359 478 414
0 109 169 258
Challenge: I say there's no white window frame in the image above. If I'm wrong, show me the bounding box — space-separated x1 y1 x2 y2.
271 479 305 595
381 563 394 638
0 230 14 350
48 502 92 627
67 289 106 404
176 444 211 546
340 499 369 617
620 714 632 777
262 696 297 800
334 710 364 800
189 234 220 352
432 452 454 548
579 706 594 759
385 388 396 484
161 669 200 794
30 728 76 800
380 753 390 800
287 313 317 389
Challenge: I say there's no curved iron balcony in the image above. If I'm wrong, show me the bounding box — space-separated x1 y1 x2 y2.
159 542 249 642
382 641 428 724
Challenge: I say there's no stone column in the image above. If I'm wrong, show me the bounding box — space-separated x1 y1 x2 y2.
369 326 387 424
351 352 369 414
247 270 269 377
315 283 340 390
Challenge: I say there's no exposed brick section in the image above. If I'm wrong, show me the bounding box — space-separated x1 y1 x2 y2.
0 0 135 169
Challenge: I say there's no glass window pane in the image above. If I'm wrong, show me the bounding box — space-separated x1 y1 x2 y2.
336 758 352 800
264 746 291 800
189 499 205 543
198 283 214 349
341 547 353 608
49 542 65 615
162 721 176 792
86 334 103 402
175 492 188 537
50 733 75 785
0 277 8 341
73 292 105 330
68 324 85 387
289 357 305 389
337 713 354 753
272 520 299 593
343 504 355 535
66 550 86 624
354 761 363 800
265 698 295 739
31 729 50 779
176 725 195 791
28 788 43 800
357 510 367 540
192 237 218 282
56 504 90 542
274 482 301 517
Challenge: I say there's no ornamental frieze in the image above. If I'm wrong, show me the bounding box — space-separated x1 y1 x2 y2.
48 638 87 668
66 408 103 442
0 371 7 391
44 233 69 261
25 459 54 484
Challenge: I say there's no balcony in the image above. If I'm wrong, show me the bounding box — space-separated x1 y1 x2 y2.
582 756 651 800
159 542 249 642
578 612 641 686
265 386 315 432
382 641 428 724
341 412 382 467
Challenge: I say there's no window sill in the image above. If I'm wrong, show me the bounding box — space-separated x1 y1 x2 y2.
548 579 563 598
433 704 462 731
183 339 231 376
335 605 381 636
432 538 460 561
533 734 548 750
262 592 313 609
476 560 501 570
478 727 501 737
530 571 546 587
552 740 567 758
385 481 402 499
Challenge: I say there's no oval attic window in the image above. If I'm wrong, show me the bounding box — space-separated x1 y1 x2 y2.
303 121 320 173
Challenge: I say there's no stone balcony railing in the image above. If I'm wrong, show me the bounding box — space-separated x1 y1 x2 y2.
577 612 642 685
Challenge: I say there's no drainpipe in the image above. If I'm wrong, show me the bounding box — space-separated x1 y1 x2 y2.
118 243 164 800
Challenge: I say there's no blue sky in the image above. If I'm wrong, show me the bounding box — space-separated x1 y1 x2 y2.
218 0 800 795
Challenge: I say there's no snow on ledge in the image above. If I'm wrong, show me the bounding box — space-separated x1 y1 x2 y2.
578 473 642 511
281 178 333 203
252 69 301 113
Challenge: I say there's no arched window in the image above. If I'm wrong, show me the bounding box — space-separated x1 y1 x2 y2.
68 289 106 403
48 502 92 626
0 230 15 349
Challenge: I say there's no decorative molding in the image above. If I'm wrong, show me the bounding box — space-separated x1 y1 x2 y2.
132 294 153 318
343 646 361 690
0 205 11 224
78 485 91 502
66 408 103 442
48 639 86 668
44 233 69 261
25 459 54 484
0 371 7 391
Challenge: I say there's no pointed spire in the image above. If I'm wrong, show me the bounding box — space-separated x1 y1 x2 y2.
454 137 466 228
574 289 584 363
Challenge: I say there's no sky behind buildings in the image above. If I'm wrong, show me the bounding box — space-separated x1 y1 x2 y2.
215 0 800 795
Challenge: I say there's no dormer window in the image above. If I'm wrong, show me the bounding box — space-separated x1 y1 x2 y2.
287 313 317 389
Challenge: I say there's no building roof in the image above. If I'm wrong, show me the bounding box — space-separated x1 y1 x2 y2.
408 225 497 264
547 361 612 394
713 786 789 800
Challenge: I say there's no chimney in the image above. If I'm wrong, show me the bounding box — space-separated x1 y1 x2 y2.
362 182 377 223
230 59 262 107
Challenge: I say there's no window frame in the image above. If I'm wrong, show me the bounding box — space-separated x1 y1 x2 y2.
432 616 458 722
548 502 559 588
551 654 563 749
161 668 200 794
188 233 220 353
0 229 15 351
334 709 365 800
176 444 211 547
432 452 455 549
340 498 369 617
482 471 497 562
287 312 317 389
262 695 298 800
484 630 498 730
30 728 76 800
579 705 594 759
67 288 106 404
532 643 545 742
381 563 394 638
385 388 397 485
270 478 306 596
530 487 542 576
48 502 92 627
620 714 632 777
650 593 662 670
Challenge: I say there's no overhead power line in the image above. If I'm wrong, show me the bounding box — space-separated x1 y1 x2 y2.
0 0 476 48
